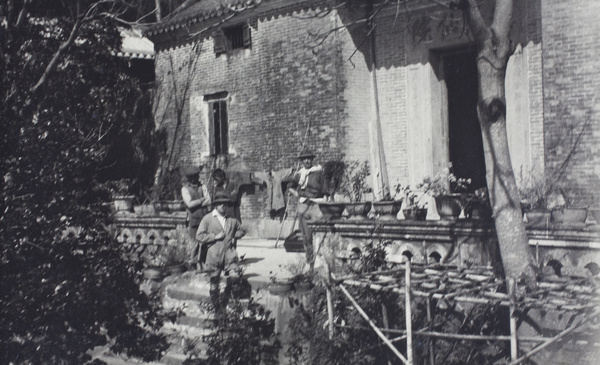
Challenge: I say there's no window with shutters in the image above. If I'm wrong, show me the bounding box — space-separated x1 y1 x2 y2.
213 23 251 56
204 92 229 156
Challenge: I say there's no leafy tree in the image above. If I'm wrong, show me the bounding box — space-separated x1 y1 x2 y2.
0 1 169 363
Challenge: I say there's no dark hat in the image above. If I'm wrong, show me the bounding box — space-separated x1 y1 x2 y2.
184 166 202 177
212 192 233 205
297 149 316 160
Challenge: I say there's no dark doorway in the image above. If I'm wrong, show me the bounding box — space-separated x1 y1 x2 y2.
443 49 486 191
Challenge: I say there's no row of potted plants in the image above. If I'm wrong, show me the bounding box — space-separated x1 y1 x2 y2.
319 161 490 221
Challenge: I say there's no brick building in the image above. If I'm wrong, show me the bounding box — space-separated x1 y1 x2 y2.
145 0 599 236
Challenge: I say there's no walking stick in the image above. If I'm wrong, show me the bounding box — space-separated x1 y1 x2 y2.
275 193 294 248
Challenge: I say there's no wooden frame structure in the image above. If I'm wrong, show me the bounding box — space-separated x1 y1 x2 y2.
325 261 600 364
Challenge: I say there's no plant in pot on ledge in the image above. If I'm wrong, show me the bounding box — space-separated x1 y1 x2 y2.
371 182 403 221
419 164 471 220
518 176 562 228
267 271 294 296
319 160 348 219
463 187 492 220
108 178 135 213
401 185 428 221
339 160 372 220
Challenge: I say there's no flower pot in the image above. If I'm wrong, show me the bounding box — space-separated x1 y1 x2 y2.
143 267 164 281
268 281 294 296
524 210 551 228
590 209 600 225
318 202 346 220
134 204 156 216
551 208 588 225
294 280 314 292
166 263 187 275
345 202 371 220
403 207 428 221
464 201 492 220
372 200 403 221
155 200 184 213
113 195 134 212
435 195 462 220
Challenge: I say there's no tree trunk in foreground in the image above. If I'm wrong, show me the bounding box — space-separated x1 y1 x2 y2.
466 0 536 283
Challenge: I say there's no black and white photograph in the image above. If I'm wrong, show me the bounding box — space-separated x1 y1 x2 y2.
1 0 599 364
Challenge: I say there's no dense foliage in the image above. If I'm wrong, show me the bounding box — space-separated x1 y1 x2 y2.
201 298 280 365
0 1 168 363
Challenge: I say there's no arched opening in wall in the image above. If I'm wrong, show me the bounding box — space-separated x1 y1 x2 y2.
402 250 413 263
429 251 442 264
546 259 563 277
584 262 599 276
349 247 362 259
441 47 486 191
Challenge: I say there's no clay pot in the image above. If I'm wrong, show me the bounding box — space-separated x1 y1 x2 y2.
403 207 428 221
345 202 371 220
318 202 346 219
435 195 462 220
551 208 588 225
372 200 403 220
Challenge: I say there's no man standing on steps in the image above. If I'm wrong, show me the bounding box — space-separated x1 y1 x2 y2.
181 166 211 271
196 192 246 315
287 149 328 269
181 166 211 239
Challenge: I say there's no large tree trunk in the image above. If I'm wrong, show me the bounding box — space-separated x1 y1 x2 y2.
466 0 536 282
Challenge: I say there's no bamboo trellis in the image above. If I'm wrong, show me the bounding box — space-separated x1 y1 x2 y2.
326 261 600 365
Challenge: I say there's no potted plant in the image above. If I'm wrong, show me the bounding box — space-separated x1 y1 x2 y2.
108 179 135 213
372 182 404 220
285 256 315 292
549 190 588 225
150 167 184 213
519 177 556 228
401 185 428 221
267 272 294 296
319 160 348 219
463 187 492 220
419 164 470 220
339 160 372 220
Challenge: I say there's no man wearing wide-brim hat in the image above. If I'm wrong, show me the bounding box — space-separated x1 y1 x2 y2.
288 148 328 268
196 192 246 315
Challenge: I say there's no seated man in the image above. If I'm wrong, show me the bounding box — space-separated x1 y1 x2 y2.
287 149 328 268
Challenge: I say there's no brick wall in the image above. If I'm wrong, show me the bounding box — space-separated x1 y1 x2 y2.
542 0 600 207
151 0 600 231
154 5 352 222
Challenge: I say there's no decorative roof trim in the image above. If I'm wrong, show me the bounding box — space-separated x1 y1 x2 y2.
144 0 263 37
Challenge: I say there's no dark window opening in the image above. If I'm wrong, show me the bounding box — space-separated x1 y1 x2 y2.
205 92 229 156
429 251 442 263
214 24 251 56
444 48 486 192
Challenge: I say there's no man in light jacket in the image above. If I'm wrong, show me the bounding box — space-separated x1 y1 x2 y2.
196 192 246 315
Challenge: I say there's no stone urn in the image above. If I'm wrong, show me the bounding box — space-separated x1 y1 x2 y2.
372 200 403 220
434 195 462 220
345 201 371 220
318 202 346 220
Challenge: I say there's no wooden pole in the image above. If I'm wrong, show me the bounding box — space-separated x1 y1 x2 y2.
382 303 392 365
509 278 519 362
405 261 413 365
339 284 409 364
510 308 600 365
427 295 435 365
326 262 334 339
